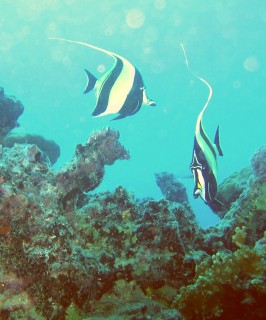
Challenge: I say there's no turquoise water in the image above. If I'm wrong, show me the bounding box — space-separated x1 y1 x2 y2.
0 0 265 227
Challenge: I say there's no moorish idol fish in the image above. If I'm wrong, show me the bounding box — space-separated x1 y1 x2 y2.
181 44 224 212
49 38 156 120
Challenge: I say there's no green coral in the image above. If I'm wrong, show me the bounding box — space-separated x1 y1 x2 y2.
173 230 266 319
65 303 83 320
253 182 266 211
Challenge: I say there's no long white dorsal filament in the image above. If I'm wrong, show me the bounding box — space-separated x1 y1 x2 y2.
49 37 118 62
180 43 213 120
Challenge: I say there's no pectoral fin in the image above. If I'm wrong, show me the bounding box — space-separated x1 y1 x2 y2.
214 126 223 156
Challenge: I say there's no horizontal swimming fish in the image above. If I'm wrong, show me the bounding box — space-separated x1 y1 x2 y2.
49 38 156 120
181 44 224 212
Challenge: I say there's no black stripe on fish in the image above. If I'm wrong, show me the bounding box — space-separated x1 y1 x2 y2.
198 120 217 161
113 68 144 120
92 57 124 117
181 43 224 212
49 37 155 120
191 132 224 211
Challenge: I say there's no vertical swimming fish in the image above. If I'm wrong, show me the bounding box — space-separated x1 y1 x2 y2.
181 44 224 212
49 38 156 120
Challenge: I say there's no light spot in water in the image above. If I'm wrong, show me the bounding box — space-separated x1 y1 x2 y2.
154 0 166 10
16 0 58 21
47 22 58 32
64 0 75 4
172 13 183 27
260 7 266 23
144 27 159 43
79 116 86 124
143 46 152 55
62 56 72 67
151 59 165 74
97 64 106 73
126 9 145 29
243 56 260 72
159 128 168 139
104 26 116 37
51 48 72 67
233 80 241 89
51 49 64 62
0 32 14 52
16 26 31 40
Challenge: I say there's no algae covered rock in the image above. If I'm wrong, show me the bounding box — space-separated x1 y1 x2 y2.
251 145 266 182
0 118 266 319
155 172 189 204
0 87 24 143
0 129 201 319
4 130 60 165
55 127 130 208
215 167 252 218
173 227 266 320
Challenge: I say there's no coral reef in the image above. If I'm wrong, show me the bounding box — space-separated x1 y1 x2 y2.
251 145 266 182
0 87 24 143
215 167 252 218
0 90 265 319
0 87 60 165
4 130 60 165
55 128 130 209
1 138 265 320
173 231 266 319
155 172 189 204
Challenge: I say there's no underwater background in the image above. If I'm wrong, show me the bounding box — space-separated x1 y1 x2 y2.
0 1 266 319
1 0 265 227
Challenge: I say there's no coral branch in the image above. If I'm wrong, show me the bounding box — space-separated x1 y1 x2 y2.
55 128 130 202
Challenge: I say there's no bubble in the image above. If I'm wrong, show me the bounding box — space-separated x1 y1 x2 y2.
79 116 86 124
159 128 168 139
144 27 159 43
16 0 58 21
126 9 145 29
97 64 106 73
47 22 58 32
0 32 14 52
243 56 260 72
233 80 241 89
260 8 266 23
154 0 166 10
143 46 152 55
62 56 72 67
172 14 183 27
151 59 165 74
51 49 64 62
104 26 116 37
16 26 31 41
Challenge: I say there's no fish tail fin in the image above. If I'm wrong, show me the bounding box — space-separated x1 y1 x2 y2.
214 125 223 156
84 69 97 94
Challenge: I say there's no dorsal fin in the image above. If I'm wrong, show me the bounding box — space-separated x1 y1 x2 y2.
49 37 123 62
214 126 223 156
83 69 97 94
180 43 213 133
